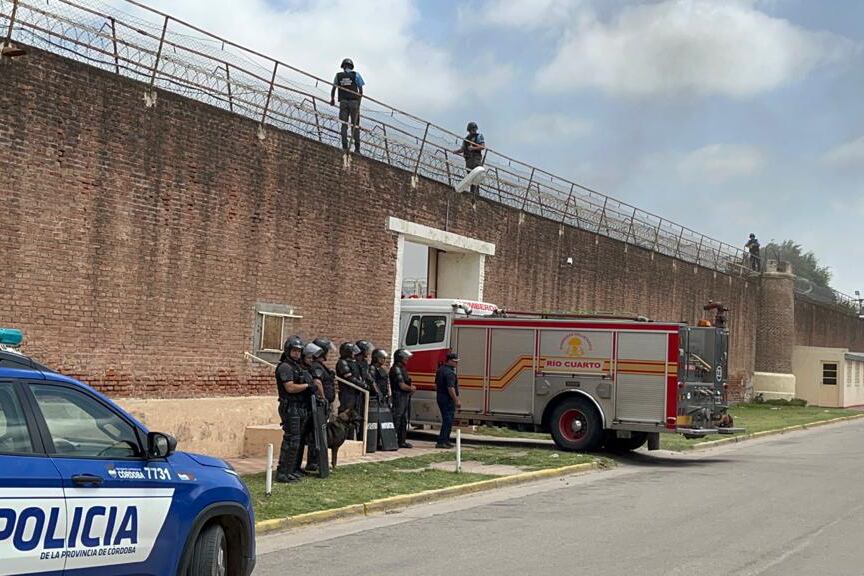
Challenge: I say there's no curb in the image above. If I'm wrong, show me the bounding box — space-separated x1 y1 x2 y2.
255 461 599 534
691 413 864 451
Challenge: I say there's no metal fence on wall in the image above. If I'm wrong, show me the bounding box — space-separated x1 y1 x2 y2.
2 0 759 276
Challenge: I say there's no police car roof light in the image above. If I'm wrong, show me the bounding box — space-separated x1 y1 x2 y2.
0 328 23 347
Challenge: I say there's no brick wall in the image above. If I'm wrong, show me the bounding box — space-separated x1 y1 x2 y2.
795 297 864 352
1 47 758 399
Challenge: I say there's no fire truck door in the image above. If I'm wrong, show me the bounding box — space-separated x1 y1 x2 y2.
453 327 486 414
487 328 534 415
614 332 668 423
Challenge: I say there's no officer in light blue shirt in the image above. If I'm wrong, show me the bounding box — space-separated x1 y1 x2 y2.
330 58 365 153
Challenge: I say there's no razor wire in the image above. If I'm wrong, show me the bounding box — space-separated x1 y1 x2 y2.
2 0 754 275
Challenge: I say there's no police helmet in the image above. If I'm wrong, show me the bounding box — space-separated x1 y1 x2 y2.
303 342 323 359
283 335 304 353
749 233 756 239
371 348 388 363
467 121 478 132
341 58 354 70
356 340 373 355
340 341 361 359
312 337 334 357
393 348 413 363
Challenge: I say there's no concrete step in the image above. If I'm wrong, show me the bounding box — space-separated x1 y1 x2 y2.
243 423 365 463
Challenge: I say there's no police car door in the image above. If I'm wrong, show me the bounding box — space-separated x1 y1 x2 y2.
0 379 67 576
23 381 176 575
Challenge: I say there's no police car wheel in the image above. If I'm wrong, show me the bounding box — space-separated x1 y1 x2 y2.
189 523 228 576
549 397 603 452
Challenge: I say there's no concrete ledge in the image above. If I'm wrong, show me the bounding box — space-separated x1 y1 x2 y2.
255 461 599 534
753 372 796 401
692 413 864 451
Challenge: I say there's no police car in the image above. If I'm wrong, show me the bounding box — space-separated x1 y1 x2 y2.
0 329 255 576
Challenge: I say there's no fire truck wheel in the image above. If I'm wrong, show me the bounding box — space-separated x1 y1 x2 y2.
549 397 603 452
603 431 648 452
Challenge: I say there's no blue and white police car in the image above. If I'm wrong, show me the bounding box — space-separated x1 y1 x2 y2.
0 329 255 576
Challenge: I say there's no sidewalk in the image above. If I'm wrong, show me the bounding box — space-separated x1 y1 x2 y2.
227 439 442 475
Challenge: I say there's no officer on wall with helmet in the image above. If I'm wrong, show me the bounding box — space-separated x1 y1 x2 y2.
336 341 364 440
330 58 365 154
390 348 416 449
452 121 486 196
275 337 323 483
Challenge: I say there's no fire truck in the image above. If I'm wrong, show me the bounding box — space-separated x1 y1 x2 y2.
399 299 740 451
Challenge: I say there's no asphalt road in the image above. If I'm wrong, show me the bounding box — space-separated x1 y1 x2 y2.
255 420 864 576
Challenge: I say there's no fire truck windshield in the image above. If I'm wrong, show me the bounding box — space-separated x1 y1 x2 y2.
680 326 724 385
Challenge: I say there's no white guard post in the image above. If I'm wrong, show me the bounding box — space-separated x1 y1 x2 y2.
454 165 487 194
456 429 462 473
265 443 273 496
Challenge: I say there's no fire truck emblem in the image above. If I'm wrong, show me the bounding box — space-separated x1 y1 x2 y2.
560 333 592 357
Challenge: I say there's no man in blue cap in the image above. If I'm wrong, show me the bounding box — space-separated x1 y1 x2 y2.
435 352 460 448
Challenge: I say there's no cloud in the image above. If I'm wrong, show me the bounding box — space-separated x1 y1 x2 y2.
461 0 577 30
109 0 459 111
676 144 767 182
822 136 864 168
508 113 592 144
535 0 858 98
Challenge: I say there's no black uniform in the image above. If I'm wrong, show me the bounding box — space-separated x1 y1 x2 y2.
389 362 413 446
336 357 364 439
275 357 313 479
357 358 374 394
372 364 391 406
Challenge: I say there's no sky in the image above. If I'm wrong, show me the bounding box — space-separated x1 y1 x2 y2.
111 0 864 294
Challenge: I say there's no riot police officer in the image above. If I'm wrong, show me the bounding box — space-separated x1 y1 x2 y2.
336 341 363 439
390 348 416 448
302 342 328 474
371 348 391 405
275 337 319 483
312 337 336 404
355 340 374 391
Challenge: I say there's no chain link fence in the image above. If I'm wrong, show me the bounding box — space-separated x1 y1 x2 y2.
3 0 755 275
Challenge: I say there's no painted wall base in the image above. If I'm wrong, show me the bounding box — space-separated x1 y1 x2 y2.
753 372 797 401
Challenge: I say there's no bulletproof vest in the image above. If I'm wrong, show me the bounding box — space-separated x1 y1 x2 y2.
336 358 354 381
279 359 311 402
336 70 360 101
275 361 293 401
314 361 336 403
373 365 390 397
357 359 372 387
464 133 483 160
390 363 412 396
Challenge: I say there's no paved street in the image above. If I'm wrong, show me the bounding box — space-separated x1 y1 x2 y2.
255 420 864 576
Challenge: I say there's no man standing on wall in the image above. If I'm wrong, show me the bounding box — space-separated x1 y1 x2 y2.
745 233 761 271
453 122 485 196
330 58 364 154
435 352 460 449
390 348 416 449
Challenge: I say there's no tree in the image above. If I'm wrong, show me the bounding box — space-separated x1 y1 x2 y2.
764 240 832 288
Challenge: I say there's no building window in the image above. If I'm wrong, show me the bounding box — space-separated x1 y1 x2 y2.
257 310 301 353
822 362 838 385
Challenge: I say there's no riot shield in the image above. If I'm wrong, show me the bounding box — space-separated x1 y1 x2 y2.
377 401 399 451
365 397 379 453
310 394 330 478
